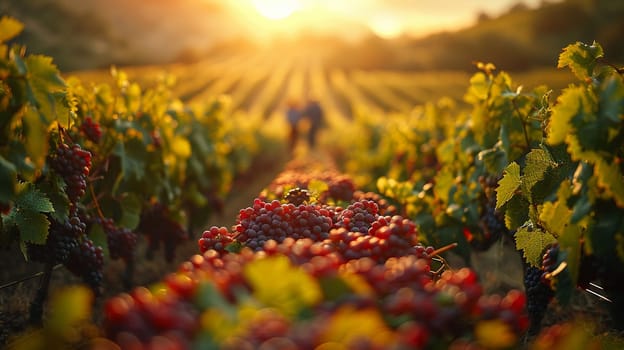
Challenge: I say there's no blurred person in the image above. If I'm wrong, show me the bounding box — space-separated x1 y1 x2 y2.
301 99 324 149
285 99 302 153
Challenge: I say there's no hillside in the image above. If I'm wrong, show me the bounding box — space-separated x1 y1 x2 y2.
3 0 623 72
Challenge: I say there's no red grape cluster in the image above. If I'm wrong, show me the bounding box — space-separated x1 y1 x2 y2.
198 226 234 254
261 167 356 204
352 190 398 216
103 245 529 349
80 116 102 143
234 199 333 251
329 214 420 263
48 143 92 206
136 202 188 263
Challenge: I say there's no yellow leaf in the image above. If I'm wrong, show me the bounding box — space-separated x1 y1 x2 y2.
475 320 517 349
47 286 93 341
171 136 191 158
321 306 396 348
0 16 24 43
244 255 321 317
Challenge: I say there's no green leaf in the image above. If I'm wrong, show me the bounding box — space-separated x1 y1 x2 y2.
595 158 624 207
114 138 147 181
0 155 17 203
0 16 24 43
522 148 556 197
496 162 520 209
557 41 604 81
558 223 582 287
551 250 574 306
599 76 624 124
547 86 589 146
22 108 50 174
25 55 69 127
514 223 557 267
15 210 49 244
503 195 529 231
539 183 573 237
38 175 70 222
119 193 142 230
477 145 508 175
15 182 54 213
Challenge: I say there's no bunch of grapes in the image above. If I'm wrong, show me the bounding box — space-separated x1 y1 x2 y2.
198 226 235 254
48 143 92 206
352 190 398 216
27 214 84 265
524 266 554 335
234 199 333 251
474 174 509 250
97 217 137 262
65 238 104 294
136 202 188 262
284 187 310 205
334 199 379 232
103 245 529 349
329 214 421 263
80 116 102 143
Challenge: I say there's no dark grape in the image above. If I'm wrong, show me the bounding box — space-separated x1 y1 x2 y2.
65 238 104 294
97 217 137 262
524 266 554 335
80 116 102 143
136 202 188 262
48 143 92 205
27 213 84 265
284 187 310 206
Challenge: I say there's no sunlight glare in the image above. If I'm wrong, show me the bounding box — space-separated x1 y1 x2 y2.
251 0 301 20
369 14 403 39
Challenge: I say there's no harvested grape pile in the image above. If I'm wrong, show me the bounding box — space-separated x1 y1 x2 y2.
98 156 530 349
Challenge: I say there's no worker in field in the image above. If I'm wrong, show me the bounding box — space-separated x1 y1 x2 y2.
286 99 302 153
302 99 324 149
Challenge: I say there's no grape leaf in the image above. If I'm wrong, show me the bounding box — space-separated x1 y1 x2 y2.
539 182 572 237
514 223 557 267
22 108 50 174
503 195 529 231
546 86 588 146
15 209 49 244
557 41 604 81
477 144 507 175
496 162 520 209
558 222 582 287
14 182 54 213
522 148 556 199
0 155 17 203
551 250 574 306
599 76 624 124
114 138 147 180
595 158 624 207
0 16 24 43
119 193 142 230
25 55 69 126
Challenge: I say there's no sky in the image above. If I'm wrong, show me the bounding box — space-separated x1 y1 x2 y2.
222 0 553 40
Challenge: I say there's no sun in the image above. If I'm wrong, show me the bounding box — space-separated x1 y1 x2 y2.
250 0 301 20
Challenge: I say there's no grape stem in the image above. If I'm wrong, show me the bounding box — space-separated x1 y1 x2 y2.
430 242 458 256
